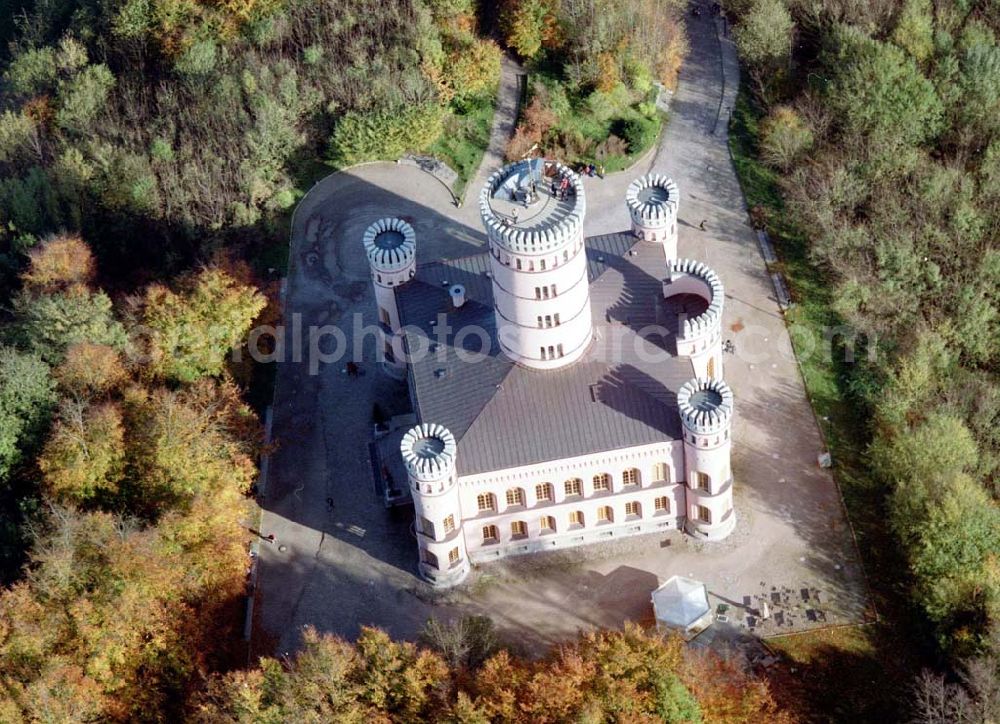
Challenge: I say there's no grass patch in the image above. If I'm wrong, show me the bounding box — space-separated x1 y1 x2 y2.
429 97 496 199
728 84 928 720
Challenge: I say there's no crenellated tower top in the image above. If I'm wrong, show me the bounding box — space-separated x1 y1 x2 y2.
677 378 734 435
479 161 586 254
626 174 679 253
401 423 457 484
667 259 724 341
363 217 417 275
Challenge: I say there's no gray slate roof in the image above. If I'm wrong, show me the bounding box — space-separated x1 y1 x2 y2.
398 232 695 477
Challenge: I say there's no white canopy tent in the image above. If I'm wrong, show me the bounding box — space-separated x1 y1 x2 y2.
651 575 713 635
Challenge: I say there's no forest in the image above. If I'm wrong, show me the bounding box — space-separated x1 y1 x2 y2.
725 0 1000 718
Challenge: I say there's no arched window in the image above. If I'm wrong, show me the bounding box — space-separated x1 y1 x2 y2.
596 505 613 523
540 515 556 533
625 501 642 518
482 524 499 543
535 483 553 502
622 468 640 486
568 510 585 528
564 478 582 497
654 496 670 513
505 487 525 507
511 520 527 538
477 493 496 513
695 472 711 491
592 473 611 492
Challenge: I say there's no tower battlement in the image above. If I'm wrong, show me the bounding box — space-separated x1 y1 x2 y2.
401 423 457 484
626 174 679 255
363 217 416 273
479 162 585 253
667 259 724 342
677 378 734 435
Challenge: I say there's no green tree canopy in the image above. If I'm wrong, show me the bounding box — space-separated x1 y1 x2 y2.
825 25 944 147
137 267 266 383
12 289 127 364
0 346 55 481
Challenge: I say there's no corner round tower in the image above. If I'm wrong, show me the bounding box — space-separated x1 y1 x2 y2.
363 217 416 330
663 259 724 380
626 174 679 258
401 423 469 587
363 217 416 376
677 378 736 540
479 161 593 369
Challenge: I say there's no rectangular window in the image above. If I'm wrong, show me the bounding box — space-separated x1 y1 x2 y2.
537 315 543 328
420 517 435 538
696 472 711 491
422 549 439 569
482 524 499 543
564 479 582 497
443 515 455 534
548 345 555 359
550 284 557 296
379 307 390 325
697 505 711 523
557 343 564 357
554 313 560 326
384 342 395 363
516 258 522 270
542 286 550 299
511 520 527 538
535 287 541 300
448 547 460 565
654 496 669 512
653 463 669 482
528 260 534 271
540 346 547 360
625 501 641 518
540 259 546 270
544 315 552 327
535 483 552 502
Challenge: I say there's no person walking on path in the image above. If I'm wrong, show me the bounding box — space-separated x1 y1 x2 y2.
699 219 707 231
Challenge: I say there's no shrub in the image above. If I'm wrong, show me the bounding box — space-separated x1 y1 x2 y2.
329 102 446 166
621 115 659 154
759 105 814 169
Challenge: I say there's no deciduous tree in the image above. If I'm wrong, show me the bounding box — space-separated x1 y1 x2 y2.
137 267 266 383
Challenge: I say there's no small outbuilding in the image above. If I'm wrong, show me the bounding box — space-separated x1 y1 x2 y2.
652 575 713 637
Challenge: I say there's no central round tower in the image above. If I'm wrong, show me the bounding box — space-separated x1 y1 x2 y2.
479 161 593 369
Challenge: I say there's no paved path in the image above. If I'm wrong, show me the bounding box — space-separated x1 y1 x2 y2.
461 54 525 206
252 3 869 658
